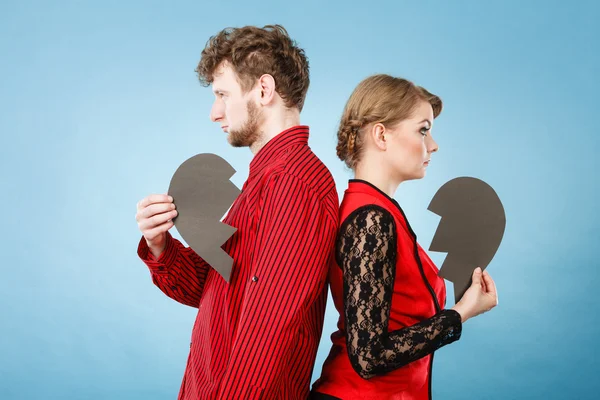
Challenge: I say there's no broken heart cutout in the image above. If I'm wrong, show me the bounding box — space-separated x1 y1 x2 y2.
168 153 241 282
428 177 506 303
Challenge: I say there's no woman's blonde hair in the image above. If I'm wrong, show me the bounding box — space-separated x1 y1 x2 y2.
336 74 443 169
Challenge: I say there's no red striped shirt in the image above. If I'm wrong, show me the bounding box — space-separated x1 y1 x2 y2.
138 125 339 399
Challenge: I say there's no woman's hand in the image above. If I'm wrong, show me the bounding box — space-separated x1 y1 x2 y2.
452 267 498 323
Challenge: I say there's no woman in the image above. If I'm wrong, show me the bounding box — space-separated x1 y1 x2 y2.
311 75 498 399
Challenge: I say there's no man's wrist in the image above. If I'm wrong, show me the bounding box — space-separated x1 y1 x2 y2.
148 240 166 259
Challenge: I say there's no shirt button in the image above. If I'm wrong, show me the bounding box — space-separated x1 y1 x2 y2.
251 276 258 283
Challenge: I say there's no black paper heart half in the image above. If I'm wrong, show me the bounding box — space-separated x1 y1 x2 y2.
428 177 506 303
168 153 241 282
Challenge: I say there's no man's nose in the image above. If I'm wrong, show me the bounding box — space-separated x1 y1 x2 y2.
210 101 224 122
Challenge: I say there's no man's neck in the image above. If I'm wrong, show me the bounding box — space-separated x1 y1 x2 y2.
250 110 301 155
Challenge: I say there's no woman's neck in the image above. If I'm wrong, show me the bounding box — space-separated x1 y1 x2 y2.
354 158 402 198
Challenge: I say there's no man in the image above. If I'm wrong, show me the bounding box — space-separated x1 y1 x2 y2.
135 25 338 399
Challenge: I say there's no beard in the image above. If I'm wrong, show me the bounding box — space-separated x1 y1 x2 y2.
228 100 262 148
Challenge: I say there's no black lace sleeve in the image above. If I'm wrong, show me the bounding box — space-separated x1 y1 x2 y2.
338 205 462 379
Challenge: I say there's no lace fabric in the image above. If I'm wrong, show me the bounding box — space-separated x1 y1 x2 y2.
337 205 462 379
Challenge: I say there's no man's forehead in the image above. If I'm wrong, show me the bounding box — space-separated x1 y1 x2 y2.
211 72 227 93
211 62 236 88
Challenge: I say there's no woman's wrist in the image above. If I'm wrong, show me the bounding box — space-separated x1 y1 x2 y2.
451 304 469 323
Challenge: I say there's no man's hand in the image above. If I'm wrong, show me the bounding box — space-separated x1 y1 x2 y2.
136 194 177 259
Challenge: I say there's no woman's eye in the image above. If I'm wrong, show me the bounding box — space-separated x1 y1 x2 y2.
420 127 429 136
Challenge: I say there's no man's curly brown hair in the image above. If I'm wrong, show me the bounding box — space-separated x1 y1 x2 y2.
196 24 310 112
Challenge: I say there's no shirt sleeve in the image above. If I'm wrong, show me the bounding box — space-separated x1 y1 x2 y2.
217 172 337 399
137 231 210 308
339 205 462 379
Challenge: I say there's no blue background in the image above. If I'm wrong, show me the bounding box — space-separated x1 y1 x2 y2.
1 1 598 399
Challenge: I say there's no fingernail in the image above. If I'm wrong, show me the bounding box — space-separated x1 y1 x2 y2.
168 196 173 202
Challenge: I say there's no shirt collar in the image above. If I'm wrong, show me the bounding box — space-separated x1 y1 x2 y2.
249 125 310 179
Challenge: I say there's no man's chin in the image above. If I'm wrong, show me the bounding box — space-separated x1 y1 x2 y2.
227 132 249 148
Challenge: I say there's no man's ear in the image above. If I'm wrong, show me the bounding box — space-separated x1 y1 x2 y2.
257 74 276 106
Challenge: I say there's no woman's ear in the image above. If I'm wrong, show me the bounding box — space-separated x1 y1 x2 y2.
370 123 387 151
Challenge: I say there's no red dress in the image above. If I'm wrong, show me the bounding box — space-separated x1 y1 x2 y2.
312 179 462 400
